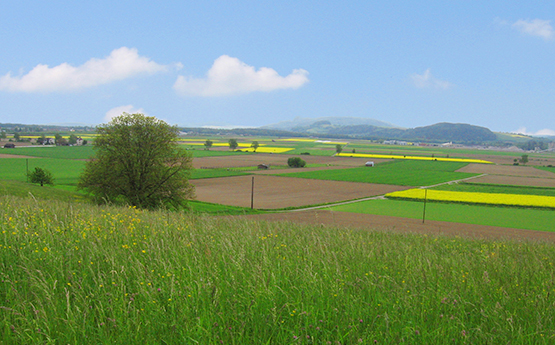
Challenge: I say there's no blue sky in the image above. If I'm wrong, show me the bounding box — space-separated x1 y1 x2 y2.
1 1 554 135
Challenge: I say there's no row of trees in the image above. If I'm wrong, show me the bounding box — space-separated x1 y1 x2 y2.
204 139 260 151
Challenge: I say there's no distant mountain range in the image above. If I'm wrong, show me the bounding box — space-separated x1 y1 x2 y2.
261 117 499 143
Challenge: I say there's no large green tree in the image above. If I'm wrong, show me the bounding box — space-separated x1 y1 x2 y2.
78 113 195 209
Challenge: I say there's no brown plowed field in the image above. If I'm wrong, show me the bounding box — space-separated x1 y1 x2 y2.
469 175 555 188
0 154 38 159
457 163 555 178
193 154 388 169
191 175 410 209
241 210 555 242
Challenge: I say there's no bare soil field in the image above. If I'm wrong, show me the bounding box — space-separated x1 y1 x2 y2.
0 153 39 159
193 154 387 169
469 175 555 188
191 175 410 209
457 163 555 178
241 210 555 242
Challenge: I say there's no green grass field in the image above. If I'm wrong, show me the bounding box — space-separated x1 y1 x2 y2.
329 199 555 232
1 145 96 159
279 160 477 186
1 196 554 344
0 180 86 203
0 158 86 189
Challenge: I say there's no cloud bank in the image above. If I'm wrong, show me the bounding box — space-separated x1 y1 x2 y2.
104 105 145 123
513 19 554 40
411 69 452 89
173 55 309 96
0 47 168 92
513 127 555 137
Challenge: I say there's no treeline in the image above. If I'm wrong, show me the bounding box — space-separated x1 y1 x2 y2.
516 139 551 151
179 127 312 138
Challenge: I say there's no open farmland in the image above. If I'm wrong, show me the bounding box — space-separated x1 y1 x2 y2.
386 188 555 209
455 163 555 187
459 175 555 188
457 163 555 178
191 153 381 169
191 175 410 209
278 160 478 186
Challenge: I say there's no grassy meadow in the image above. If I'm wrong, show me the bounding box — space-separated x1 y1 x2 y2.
329 199 555 232
278 160 478 186
1 196 555 344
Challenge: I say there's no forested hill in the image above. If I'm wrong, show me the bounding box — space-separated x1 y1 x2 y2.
181 122 499 144
404 123 497 142
290 122 498 143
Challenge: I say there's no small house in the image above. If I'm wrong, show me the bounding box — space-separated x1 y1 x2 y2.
3 143 15 148
365 161 374 167
257 164 269 170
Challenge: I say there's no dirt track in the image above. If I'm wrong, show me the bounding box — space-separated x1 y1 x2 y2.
191 175 410 209
241 210 555 242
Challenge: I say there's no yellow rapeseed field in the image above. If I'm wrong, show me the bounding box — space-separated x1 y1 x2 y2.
336 153 492 164
386 189 555 208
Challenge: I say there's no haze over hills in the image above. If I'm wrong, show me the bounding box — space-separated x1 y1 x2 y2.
261 117 398 131
259 117 500 143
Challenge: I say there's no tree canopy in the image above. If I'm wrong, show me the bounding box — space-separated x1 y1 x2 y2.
78 113 194 209
28 167 54 187
228 139 238 150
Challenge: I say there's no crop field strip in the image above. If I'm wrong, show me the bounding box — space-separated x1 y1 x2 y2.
433 182 555 197
327 199 555 232
277 160 478 186
335 152 493 164
0 145 95 159
386 189 555 209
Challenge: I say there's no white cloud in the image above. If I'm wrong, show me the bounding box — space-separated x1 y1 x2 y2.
512 19 554 40
411 69 452 89
513 127 555 136
0 47 168 92
173 55 309 97
104 105 145 123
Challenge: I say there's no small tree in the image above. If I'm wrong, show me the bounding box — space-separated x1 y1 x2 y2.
287 157 306 168
68 134 78 145
0 131 6 139
28 167 54 187
520 154 529 165
14 132 20 141
251 141 259 152
335 144 342 154
204 139 213 150
228 139 238 150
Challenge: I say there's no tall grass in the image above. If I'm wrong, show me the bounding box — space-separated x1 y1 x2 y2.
1 196 554 343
